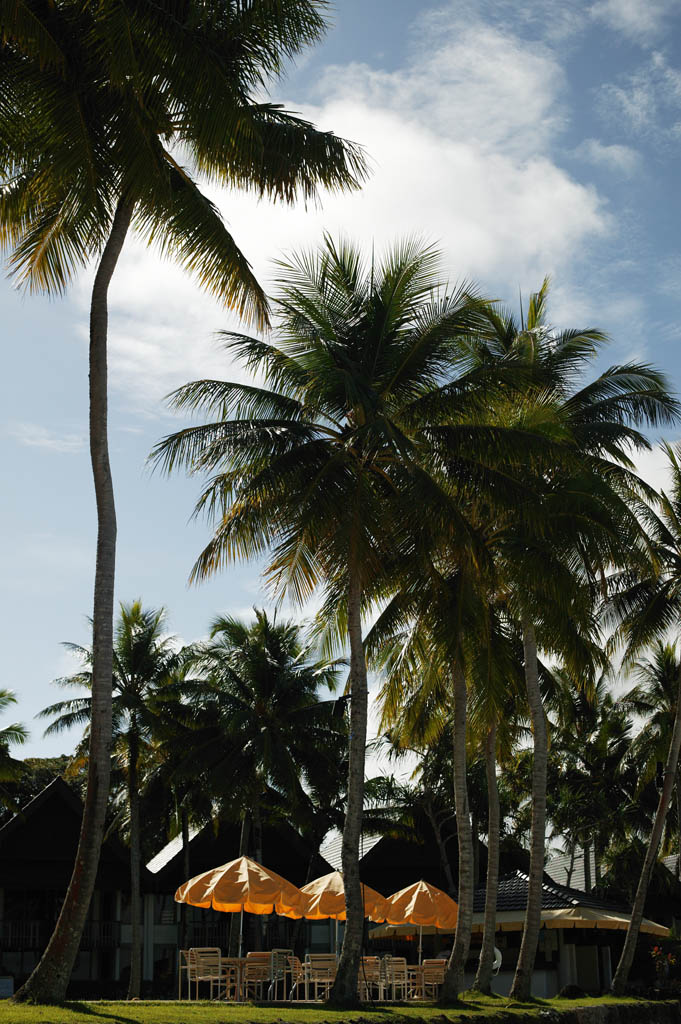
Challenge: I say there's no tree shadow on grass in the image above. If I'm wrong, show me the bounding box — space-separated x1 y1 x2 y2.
62 1002 139 1024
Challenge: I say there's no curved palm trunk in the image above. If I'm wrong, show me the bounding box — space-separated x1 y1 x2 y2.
328 572 367 1006
441 661 473 1003
474 722 499 994
510 616 547 1003
612 666 681 994
15 198 133 1004
127 729 142 1000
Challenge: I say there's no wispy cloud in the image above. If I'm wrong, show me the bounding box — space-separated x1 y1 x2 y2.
8 421 85 454
599 51 681 142
573 138 642 175
590 0 677 44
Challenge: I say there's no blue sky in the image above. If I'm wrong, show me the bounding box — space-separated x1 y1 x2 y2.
3 0 681 759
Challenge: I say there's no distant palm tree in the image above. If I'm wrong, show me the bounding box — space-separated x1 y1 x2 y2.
3 0 365 1001
0 691 28 815
180 610 344 864
39 601 178 999
546 667 634 889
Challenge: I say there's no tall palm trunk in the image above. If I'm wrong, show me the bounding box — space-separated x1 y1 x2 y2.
510 616 547 1002
229 812 251 955
442 660 473 1002
127 728 142 999
676 770 681 882
474 722 499 994
253 802 265 950
425 798 456 895
329 571 367 1005
612 666 681 994
290 841 321 955
565 841 576 888
14 198 133 1004
583 840 592 892
179 806 190 950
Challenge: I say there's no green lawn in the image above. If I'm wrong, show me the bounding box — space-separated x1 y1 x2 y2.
0 994 646 1024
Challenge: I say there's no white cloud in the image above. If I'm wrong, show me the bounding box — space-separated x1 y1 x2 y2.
70 8 608 417
7 421 85 454
573 138 641 175
316 17 568 156
590 0 677 43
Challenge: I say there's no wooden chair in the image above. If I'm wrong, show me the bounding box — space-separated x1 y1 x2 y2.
305 953 337 1000
243 951 272 1000
287 955 305 1000
421 959 446 1000
188 947 230 1000
384 956 409 1001
268 948 293 1000
358 956 382 1000
178 948 190 1000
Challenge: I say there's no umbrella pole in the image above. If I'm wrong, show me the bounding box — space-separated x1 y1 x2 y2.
418 925 422 965
335 918 339 958
239 908 244 958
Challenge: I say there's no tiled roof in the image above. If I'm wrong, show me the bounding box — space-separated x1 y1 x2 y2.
146 825 201 874
319 831 383 872
473 871 628 915
545 847 597 892
662 854 679 876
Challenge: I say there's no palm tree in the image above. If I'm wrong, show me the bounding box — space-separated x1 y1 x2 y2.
179 610 344 863
369 564 530 999
475 280 678 1001
3 0 365 1002
369 550 497 1000
468 622 527 994
0 691 28 815
622 642 681 878
38 601 178 999
545 667 634 888
151 235 537 1001
607 445 681 992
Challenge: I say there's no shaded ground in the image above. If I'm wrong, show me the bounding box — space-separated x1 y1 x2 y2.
0 994 650 1024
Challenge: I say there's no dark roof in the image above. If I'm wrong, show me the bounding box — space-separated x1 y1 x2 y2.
0 777 83 845
473 870 629 915
0 777 149 891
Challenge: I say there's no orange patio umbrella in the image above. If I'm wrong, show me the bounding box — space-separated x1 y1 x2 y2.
175 855 305 954
299 871 387 955
300 871 387 922
384 880 458 963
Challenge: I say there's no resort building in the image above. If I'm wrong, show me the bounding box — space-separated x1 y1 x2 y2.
0 778 672 997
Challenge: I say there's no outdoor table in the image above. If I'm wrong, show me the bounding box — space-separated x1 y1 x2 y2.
220 956 248 1001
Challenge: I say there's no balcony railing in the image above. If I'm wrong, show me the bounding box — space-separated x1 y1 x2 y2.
186 923 231 947
0 920 121 951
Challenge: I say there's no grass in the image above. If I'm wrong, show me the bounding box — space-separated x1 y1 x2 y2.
0 994 646 1024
